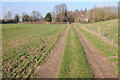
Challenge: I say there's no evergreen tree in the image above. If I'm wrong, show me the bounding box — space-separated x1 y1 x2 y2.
14 14 20 23
45 13 52 22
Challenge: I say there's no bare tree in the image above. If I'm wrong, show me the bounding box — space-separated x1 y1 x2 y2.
92 6 96 22
50 11 57 22
54 3 68 15
4 11 12 19
54 3 68 22
31 11 41 22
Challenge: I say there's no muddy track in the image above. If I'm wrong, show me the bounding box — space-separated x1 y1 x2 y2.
74 25 117 78
35 25 70 78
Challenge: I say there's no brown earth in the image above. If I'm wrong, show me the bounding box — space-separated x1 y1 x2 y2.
35 25 70 78
74 25 117 78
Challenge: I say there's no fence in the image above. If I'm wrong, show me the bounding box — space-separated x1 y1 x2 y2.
78 25 118 48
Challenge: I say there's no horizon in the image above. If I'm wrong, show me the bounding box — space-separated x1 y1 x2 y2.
1 2 118 19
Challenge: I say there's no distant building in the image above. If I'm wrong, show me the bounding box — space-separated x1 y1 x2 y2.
79 10 89 23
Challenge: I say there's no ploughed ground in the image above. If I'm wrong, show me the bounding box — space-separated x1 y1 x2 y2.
35 25 70 78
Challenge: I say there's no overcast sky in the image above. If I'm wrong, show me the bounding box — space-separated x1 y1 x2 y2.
0 2 118 19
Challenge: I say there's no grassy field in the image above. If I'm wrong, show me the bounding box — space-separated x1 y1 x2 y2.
2 20 118 78
59 25 93 78
2 24 66 78
79 19 118 45
76 21 118 74
0 24 2 79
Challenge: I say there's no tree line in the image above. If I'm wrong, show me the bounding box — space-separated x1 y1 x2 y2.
0 3 118 24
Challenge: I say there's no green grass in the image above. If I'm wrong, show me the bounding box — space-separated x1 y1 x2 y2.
2 24 67 78
79 19 118 45
59 25 93 78
76 24 118 61
0 24 1 79
76 22 118 74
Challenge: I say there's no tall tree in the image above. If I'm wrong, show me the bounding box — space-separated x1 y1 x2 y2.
45 13 52 22
54 3 68 22
54 3 68 15
14 14 20 23
56 11 69 22
4 11 12 19
31 11 41 22
50 11 57 22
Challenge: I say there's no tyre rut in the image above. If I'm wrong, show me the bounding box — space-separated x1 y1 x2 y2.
35 25 70 78
74 25 117 78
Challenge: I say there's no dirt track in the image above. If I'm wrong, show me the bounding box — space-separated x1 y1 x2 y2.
74 25 117 78
35 25 70 78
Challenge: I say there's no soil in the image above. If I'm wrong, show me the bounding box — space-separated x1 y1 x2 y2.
35 25 70 78
74 25 117 78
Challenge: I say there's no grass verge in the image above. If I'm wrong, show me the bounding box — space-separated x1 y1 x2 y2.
79 19 118 45
76 25 118 74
